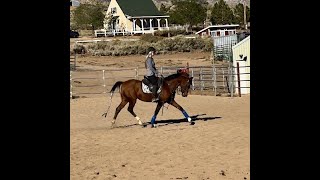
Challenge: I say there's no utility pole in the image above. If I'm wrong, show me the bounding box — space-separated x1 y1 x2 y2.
241 0 247 30
204 3 211 28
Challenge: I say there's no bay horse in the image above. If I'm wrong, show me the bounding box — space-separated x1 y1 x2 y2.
102 69 193 128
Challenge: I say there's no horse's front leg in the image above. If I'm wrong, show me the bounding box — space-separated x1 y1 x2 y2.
150 102 164 128
169 100 192 123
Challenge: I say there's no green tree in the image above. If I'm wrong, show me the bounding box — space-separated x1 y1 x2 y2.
73 2 106 33
159 3 170 15
169 0 207 31
233 3 250 27
210 0 235 25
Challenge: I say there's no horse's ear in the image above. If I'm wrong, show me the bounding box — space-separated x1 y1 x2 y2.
177 69 182 74
189 77 193 81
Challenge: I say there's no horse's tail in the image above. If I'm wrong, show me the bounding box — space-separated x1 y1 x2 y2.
102 81 123 118
110 81 123 93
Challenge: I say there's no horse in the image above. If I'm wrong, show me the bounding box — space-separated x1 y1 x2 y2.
102 69 193 128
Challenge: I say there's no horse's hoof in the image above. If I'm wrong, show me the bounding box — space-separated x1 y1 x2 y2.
111 120 116 128
151 124 157 128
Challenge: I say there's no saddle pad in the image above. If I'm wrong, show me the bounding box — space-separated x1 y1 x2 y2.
142 82 162 94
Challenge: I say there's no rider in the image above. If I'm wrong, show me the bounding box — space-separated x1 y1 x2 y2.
145 47 159 102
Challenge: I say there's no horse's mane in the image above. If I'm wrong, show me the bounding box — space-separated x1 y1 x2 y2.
164 72 189 81
164 73 180 81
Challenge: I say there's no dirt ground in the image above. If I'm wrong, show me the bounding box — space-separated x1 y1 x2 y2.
70 50 250 179
71 94 250 180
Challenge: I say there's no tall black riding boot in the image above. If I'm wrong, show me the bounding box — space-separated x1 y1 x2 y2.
152 85 158 102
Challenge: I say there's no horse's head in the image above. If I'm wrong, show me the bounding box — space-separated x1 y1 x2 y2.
178 70 193 97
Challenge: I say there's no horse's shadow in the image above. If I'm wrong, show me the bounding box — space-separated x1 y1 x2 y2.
113 114 221 129
150 114 221 127
156 114 221 124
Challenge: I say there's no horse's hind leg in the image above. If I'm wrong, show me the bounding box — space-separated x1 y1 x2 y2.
127 99 143 125
169 100 192 123
112 99 128 127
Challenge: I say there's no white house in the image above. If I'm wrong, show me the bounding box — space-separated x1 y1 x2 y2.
103 0 170 35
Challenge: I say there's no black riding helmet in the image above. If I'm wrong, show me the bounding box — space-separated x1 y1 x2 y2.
147 47 156 53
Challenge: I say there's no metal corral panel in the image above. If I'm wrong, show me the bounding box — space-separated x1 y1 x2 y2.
212 34 238 48
232 36 250 94
212 34 238 61
71 0 80 7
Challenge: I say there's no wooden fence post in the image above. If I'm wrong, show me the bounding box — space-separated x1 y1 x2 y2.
135 67 139 79
237 62 241 97
231 66 234 97
74 42 77 70
229 64 234 97
213 67 217 96
102 70 106 93
191 68 195 91
222 69 225 92
200 67 203 94
70 72 73 98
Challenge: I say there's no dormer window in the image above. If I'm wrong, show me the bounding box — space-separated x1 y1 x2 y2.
111 7 117 14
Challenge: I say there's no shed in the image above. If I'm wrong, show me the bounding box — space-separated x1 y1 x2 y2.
195 24 239 37
232 35 250 95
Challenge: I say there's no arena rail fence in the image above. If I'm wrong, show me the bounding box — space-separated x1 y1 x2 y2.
70 65 250 98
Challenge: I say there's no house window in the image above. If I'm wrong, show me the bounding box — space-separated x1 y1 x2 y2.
225 31 229 35
217 31 220 36
111 7 117 14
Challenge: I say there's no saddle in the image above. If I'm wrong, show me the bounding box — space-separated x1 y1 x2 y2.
142 76 164 94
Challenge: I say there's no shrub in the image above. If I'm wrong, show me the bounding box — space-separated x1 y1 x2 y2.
154 29 188 37
77 36 213 56
73 44 87 54
140 34 163 43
